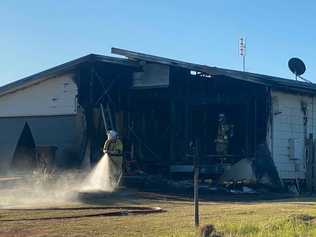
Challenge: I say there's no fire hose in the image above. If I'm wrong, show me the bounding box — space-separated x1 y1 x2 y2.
0 206 165 222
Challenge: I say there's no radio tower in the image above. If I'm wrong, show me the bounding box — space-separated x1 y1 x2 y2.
239 37 246 72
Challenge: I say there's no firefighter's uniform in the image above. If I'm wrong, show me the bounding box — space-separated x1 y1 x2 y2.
103 131 123 187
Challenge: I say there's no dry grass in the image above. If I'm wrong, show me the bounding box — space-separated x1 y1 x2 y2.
1 191 316 237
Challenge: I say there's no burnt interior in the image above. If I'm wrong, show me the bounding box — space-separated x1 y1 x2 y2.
75 61 269 179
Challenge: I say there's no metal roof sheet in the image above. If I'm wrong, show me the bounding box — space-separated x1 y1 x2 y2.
111 47 316 94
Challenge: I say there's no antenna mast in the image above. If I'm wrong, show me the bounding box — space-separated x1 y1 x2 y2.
239 37 246 72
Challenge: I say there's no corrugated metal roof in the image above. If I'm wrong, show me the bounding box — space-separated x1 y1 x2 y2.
112 47 316 94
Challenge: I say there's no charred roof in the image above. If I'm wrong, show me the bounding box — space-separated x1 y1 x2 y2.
1 48 316 96
112 47 316 94
0 54 138 96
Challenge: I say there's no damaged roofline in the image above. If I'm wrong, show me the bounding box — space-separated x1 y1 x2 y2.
2 47 316 97
0 54 138 97
111 47 316 94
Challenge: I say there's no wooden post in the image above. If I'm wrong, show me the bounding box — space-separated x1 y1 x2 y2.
253 98 257 159
170 100 176 163
184 103 189 154
194 139 200 227
306 134 314 192
312 139 316 191
245 102 249 157
88 67 95 164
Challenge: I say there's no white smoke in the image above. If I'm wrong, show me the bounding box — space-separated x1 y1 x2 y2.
0 170 86 208
0 153 121 208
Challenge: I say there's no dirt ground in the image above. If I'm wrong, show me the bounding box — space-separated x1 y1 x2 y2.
1 187 316 237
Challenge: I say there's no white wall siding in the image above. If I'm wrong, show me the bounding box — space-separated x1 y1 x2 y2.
271 90 315 179
0 74 77 117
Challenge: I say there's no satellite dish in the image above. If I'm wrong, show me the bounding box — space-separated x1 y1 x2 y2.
288 57 306 76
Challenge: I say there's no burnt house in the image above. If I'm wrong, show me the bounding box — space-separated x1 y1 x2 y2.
1 48 316 188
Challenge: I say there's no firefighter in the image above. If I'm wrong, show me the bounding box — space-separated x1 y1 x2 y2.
214 113 234 158
103 130 123 186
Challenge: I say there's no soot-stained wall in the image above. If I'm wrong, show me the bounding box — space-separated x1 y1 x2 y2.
271 90 316 179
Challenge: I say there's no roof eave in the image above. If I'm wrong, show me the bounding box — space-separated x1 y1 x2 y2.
0 54 138 97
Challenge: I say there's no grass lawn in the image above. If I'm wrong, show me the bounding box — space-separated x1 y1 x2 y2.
1 190 316 237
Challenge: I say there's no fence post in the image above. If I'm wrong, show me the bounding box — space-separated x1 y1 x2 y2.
194 139 200 227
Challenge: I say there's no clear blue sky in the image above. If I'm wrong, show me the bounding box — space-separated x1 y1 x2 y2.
1 1 316 85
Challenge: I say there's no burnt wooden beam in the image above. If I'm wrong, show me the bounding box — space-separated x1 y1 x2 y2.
169 100 176 164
